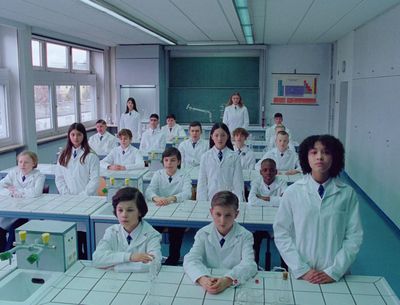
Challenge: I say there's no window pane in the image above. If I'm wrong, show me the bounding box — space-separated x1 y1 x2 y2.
0 85 9 139
31 40 42 67
56 85 76 127
80 85 95 122
34 85 52 131
46 43 68 69
72 48 89 71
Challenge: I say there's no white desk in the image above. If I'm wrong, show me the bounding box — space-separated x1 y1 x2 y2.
0 194 107 259
90 200 277 251
32 260 400 305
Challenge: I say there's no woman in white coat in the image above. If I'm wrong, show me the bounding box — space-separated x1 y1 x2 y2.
119 97 142 141
222 92 249 133
273 135 363 284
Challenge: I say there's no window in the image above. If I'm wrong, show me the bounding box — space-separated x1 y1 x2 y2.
34 85 52 131
80 85 96 122
56 85 76 127
31 40 42 67
0 84 9 139
72 48 89 71
46 42 68 70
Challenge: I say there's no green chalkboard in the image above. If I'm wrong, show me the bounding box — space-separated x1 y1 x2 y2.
168 57 260 124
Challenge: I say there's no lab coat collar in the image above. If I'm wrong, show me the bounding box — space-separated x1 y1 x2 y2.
204 222 243 250
122 221 153 247
302 174 346 198
211 146 234 164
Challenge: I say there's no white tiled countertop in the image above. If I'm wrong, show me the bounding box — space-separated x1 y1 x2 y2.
33 261 400 305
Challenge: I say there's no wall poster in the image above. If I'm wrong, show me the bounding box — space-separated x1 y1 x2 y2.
272 73 318 105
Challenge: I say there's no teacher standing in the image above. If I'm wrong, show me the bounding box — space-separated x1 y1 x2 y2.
222 92 249 133
119 97 142 141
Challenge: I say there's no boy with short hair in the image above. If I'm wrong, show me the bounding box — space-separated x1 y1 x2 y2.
183 191 257 294
145 147 192 265
100 129 144 170
139 114 167 153
178 121 208 168
255 131 301 175
264 113 292 148
161 114 186 142
88 119 118 156
232 127 256 170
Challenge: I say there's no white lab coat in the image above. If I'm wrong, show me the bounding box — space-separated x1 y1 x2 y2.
248 175 287 207
0 168 45 229
93 221 161 271
196 146 244 201
119 111 142 140
273 175 363 281
234 145 256 170
264 124 292 151
100 145 145 170
139 128 167 154
255 147 300 172
145 169 192 203
178 138 209 168
88 131 118 156
55 148 100 196
161 124 186 142
222 105 249 132
183 222 257 284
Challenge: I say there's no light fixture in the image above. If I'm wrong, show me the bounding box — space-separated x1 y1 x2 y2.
233 0 254 44
79 0 176 45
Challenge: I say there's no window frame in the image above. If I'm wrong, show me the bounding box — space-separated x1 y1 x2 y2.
71 47 90 73
0 69 13 147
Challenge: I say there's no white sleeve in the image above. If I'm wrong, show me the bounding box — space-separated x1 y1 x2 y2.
119 114 125 130
82 154 100 196
222 107 229 126
183 231 211 283
100 151 114 169
136 113 142 140
174 173 192 202
178 142 187 167
55 164 70 195
22 172 45 198
232 157 244 201
145 172 160 202
196 155 208 201
243 107 249 130
0 174 13 196
125 151 145 170
248 179 265 206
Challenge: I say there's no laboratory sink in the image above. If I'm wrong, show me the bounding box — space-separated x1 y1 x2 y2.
0 268 63 305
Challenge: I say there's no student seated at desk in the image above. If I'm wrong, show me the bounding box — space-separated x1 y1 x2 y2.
93 187 162 272
161 113 186 142
55 122 100 259
145 147 192 265
265 112 292 149
0 151 45 252
233 127 256 170
197 122 244 201
255 131 301 175
88 119 118 156
267 124 296 152
139 113 166 154
248 158 286 266
178 121 208 168
273 135 363 284
100 129 144 170
183 191 257 294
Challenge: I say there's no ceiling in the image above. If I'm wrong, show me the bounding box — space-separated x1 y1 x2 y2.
0 0 399 47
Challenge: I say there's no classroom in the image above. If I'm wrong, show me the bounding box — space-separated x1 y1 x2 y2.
0 1 399 304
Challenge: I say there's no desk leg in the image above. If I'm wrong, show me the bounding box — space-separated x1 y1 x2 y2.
86 220 92 260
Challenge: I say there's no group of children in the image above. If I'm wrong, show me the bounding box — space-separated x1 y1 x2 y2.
0 94 364 293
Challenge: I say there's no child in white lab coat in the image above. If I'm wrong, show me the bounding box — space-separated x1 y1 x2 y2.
0 151 45 252
232 127 256 170
88 119 118 156
183 191 257 294
196 122 244 201
119 97 142 141
139 113 167 154
273 135 363 284
145 147 192 265
93 187 161 272
55 122 100 259
100 129 145 170
160 113 186 142
178 121 208 168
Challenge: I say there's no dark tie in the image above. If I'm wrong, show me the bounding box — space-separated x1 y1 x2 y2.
127 235 132 245
318 184 324 198
280 153 284 157
73 150 77 158
169 128 172 132
267 185 270 190
168 176 172 183
220 238 225 247
100 135 103 141
238 149 241 155
122 150 125 155
218 150 223 161
129 112 132 116
22 176 26 182
192 142 196 149
235 106 237 110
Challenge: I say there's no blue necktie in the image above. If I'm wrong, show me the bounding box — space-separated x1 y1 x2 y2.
127 235 132 245
218 150 223 161
238 149 241 155
22 176 26 182
168 176 172 183
192 142 196 149
220 238 225 247
129 112 131 116
318 184 324 198
100 135 103 141
122 150 125 155
73 150 77 158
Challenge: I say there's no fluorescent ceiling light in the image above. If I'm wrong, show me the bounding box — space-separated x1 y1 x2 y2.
187 41 239 46
79 0 176 45
233 0 254 44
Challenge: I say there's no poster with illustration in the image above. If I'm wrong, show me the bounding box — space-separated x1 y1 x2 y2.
272 73 318 105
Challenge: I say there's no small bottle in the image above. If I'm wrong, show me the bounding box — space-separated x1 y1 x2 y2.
124 178 130 186
278 271 290 303
107 177 118 203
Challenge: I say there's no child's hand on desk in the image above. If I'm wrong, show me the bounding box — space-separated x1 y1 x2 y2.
198 276 232 294
108 165 126 171
256 194 270 201
130 252 154 263
301 269 334 284
153 197 170 206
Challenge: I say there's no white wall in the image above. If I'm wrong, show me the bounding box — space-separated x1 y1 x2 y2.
266 44 331 143
340 4 400 228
